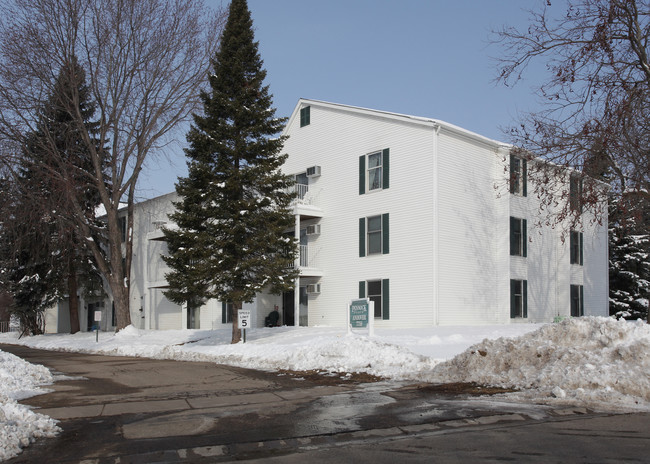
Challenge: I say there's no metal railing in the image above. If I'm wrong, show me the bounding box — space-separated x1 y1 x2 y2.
299 245 309 267
290 184 321 207
298 245 321 269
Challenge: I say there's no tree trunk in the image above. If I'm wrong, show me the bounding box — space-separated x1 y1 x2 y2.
111 278 130 331
67 258 80 333
231 301 241 344
106 206 131 331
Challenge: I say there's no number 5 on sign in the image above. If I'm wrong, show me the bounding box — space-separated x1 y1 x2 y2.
238 310 251 327
238 310 251 343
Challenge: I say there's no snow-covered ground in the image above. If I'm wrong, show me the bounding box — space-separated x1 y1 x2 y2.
0 350 60 461
0 316 649 461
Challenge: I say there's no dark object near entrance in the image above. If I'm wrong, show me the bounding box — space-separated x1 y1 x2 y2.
265 309 280 327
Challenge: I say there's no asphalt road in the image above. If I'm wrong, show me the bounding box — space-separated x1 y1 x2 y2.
2 344 649 464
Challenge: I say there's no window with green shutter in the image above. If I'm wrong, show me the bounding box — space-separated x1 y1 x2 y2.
510 279 527 318
510 217 527 257
570 174 583 213
359 214 389 256
221 302 233 323
359 148 389 195
300 105 310 127
570 231 583 265
509 154 527 197
571 284 584 316
360 279 390 320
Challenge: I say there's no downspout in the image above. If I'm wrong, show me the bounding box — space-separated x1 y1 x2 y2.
432 123 440 325
294 214 300 326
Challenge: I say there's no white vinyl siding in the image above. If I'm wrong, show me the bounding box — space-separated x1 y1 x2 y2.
436 128 506 325
110 99 609 331
283 102 433 327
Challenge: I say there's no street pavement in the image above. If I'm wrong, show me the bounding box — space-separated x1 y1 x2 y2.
2 344 649 463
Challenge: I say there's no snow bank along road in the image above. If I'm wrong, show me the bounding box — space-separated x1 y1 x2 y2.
1 317 649 461
2 344 649 464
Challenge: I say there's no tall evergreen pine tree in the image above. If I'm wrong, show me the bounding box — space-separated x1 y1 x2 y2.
608 196 650 322
163 0 298 343
0 57 103 335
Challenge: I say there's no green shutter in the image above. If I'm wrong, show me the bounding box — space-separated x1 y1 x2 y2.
221 302 227 324
570 231 576 263
359 217 366 257
509 154 516 194
580 232 584 265
359 155 365 195
359 281 366 298
510 280 516 318
522 158 527 197
580 285 584 316
300 106 310 127
382 279 390 320
571 285 576 316
510 217 517 255
522 218 527 257
382 148 389 190
522 280 528 318
382 213 389 254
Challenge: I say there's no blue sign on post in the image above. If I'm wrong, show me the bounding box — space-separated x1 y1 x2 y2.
349 299 369 328
348 298 374 336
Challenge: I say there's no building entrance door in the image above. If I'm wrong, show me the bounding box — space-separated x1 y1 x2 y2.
282 287 308 327
282 291 294 326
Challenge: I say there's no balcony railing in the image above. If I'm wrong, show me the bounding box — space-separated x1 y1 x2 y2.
286 244 320 269
290 184 321 208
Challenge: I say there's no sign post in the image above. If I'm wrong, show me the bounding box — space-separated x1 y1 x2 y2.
94 311 102 342
238 309 251 343
348 298 374 337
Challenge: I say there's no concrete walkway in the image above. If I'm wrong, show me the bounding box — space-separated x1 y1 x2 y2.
6 347 344 417
1 344 355 462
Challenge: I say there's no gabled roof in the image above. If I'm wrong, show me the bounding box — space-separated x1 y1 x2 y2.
285 98 512 150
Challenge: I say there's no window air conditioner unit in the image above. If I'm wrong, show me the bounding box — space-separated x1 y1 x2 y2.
306 224 321 235
306 165 321 177
307 283 321 294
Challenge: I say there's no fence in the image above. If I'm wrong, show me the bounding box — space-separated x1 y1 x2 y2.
0 321 14 333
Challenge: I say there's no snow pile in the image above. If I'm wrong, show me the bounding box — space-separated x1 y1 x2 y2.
430 317 650 410
0 350 60 461
170 331 441 379
0 316 648 449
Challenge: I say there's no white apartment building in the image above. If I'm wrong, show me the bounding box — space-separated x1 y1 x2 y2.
46 99 609 332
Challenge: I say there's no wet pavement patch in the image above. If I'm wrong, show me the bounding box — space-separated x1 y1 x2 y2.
277 369 384 385
276 370 517 395
415 382 518 395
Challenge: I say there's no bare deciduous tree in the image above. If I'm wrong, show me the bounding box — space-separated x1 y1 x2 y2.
0 0 225 330
494 0 649 227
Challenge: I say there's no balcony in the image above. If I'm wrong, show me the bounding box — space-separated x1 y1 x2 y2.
288 244 323 276
290 185 323 219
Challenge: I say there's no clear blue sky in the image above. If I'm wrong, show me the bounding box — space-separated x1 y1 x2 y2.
138 0 545 199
